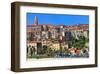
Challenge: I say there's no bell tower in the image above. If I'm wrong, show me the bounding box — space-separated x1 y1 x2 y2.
34 16 38 26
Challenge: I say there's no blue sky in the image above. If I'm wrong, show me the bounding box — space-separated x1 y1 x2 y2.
27 13 89 26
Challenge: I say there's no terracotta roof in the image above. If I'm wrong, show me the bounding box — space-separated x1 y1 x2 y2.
70 27 80 30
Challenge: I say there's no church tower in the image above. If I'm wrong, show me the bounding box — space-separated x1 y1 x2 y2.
34 16 38 26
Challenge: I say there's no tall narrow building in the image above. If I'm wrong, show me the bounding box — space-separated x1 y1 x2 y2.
34 16 38 26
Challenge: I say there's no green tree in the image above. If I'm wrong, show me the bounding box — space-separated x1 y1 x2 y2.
42 45 48 54
71 36 88 50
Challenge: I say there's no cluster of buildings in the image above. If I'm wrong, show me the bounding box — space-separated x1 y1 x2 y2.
27 16 89 55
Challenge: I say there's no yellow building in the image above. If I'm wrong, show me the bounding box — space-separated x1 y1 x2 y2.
50 43 60 50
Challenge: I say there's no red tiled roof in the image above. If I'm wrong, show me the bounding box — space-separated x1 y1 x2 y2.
71 28 80 30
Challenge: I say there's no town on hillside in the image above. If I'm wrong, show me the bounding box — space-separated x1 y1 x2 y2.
27 16 89 59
